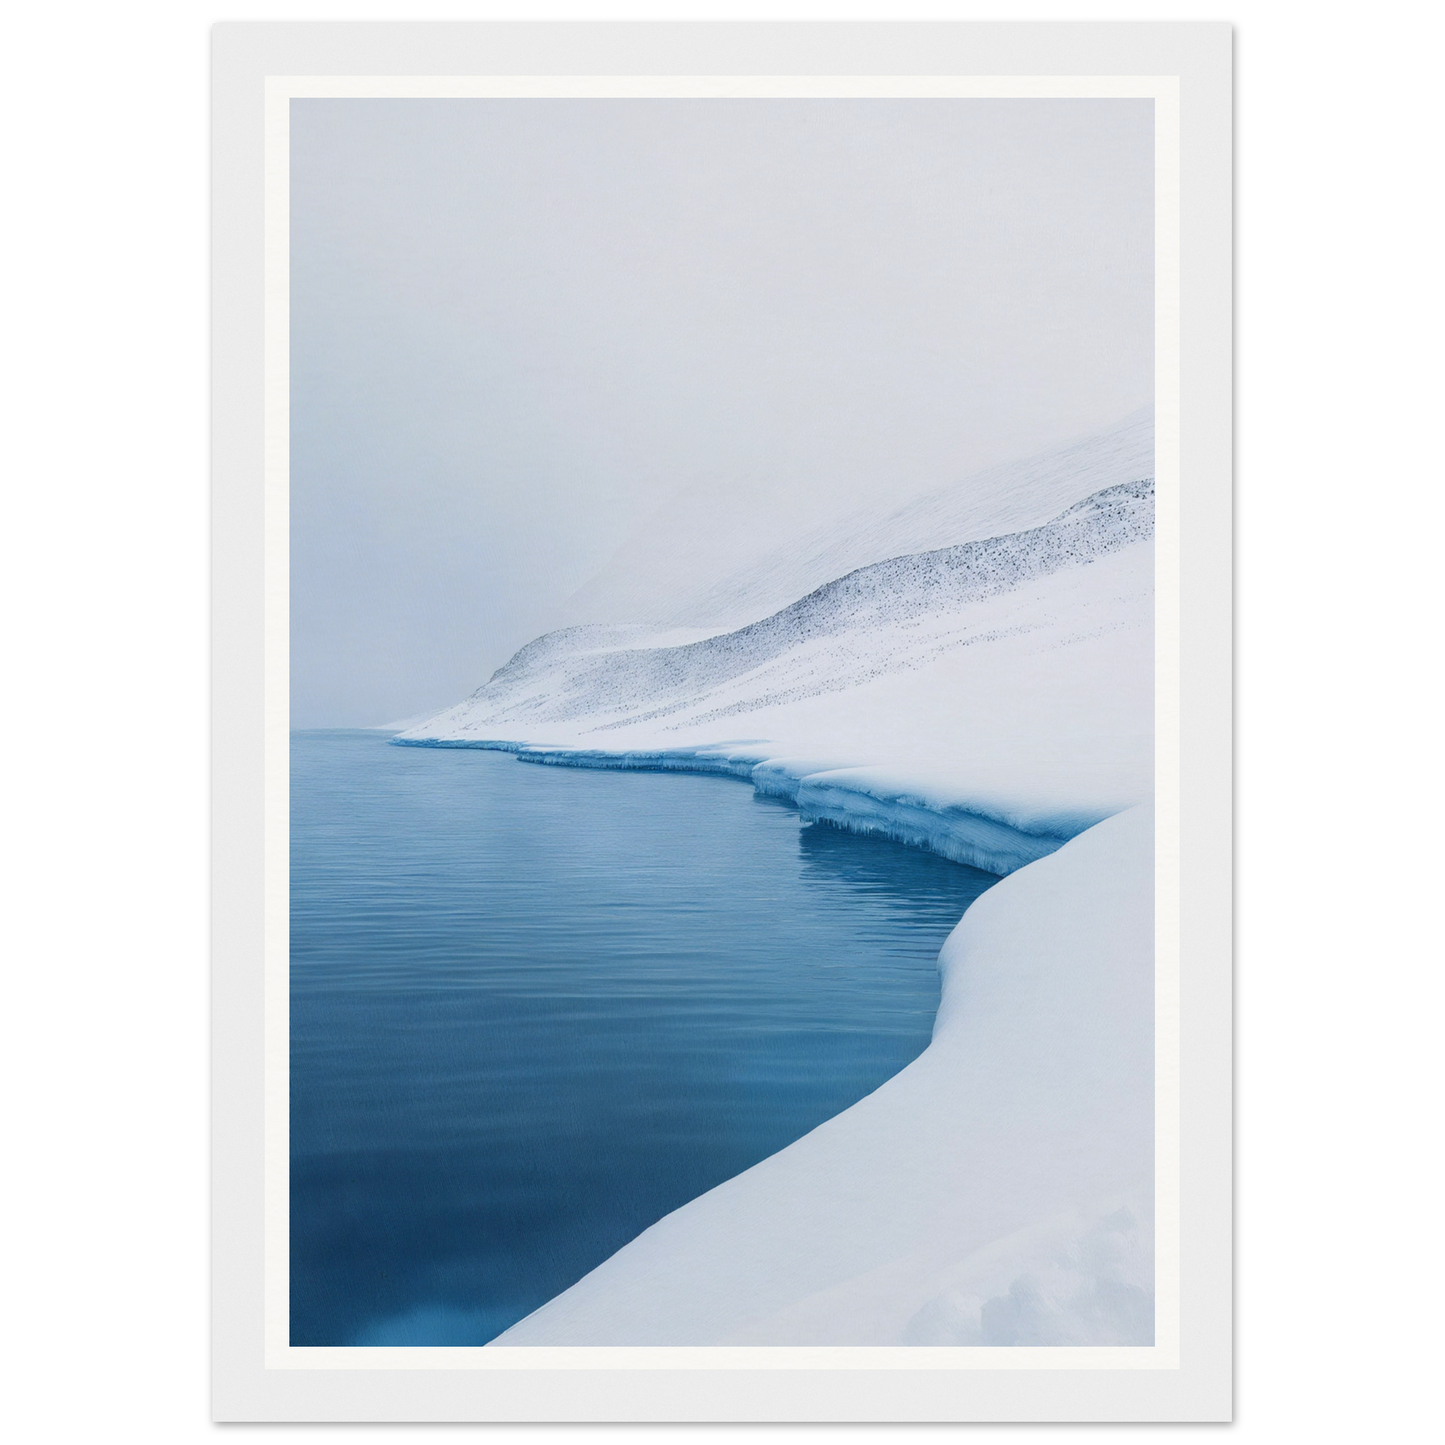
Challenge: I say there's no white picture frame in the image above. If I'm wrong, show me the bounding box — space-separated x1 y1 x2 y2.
212 20 1232 1422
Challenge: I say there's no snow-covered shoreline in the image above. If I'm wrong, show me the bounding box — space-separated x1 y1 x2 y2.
476 787 1154 1345
389 734 1154 1343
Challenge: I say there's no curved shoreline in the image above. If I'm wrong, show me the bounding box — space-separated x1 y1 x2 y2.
387 733 1154 1344
490 801 1156 1345
390 735 1096 878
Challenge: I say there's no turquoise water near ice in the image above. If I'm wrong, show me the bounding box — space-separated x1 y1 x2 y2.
290 729 997 1346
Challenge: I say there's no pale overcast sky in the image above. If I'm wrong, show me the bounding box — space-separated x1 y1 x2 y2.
290 98 1153 726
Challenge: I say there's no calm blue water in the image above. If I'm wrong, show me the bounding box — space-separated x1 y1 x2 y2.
290 729 997 1346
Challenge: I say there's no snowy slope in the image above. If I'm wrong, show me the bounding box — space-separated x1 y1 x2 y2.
561 407 1152 631
403 478 1151 741
496 804 1155 1345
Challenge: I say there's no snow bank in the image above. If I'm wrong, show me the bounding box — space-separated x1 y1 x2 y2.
513 743 769 783
495 804 1155 1345
749 755 856 802
794 769 1079 877
514 750 1089 876
398 740 1097 878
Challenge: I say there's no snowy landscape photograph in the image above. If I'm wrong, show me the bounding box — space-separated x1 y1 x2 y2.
286 94 1160 1351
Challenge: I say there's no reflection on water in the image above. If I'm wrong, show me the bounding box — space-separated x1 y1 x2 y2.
290 730 997 1346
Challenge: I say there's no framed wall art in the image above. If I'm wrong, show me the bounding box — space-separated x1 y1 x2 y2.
212 20 1232 1422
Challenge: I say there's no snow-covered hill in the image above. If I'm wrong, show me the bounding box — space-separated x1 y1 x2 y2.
401 475 1152 744
560 407 1153 631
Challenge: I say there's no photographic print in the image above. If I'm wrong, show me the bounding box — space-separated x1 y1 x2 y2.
281 84 1169 1354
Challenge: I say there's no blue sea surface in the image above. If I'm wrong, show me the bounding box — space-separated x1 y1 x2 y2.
290 729 998 1346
